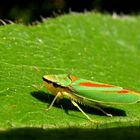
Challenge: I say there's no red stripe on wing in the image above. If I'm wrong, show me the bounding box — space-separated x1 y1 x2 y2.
78 82 115 87
118 89 130 94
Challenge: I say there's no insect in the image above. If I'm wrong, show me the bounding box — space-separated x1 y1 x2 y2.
42 74 140 122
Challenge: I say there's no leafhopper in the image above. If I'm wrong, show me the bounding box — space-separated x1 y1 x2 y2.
42 74 140 122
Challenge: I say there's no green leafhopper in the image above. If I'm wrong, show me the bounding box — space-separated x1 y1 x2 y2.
42 74 140 122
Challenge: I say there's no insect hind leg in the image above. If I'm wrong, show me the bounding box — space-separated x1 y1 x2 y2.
71 100 98 123
93 105 112 117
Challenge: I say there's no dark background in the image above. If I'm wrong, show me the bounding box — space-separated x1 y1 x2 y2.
0 0 140 24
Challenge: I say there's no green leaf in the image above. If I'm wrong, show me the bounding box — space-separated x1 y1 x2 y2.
0 13 140 139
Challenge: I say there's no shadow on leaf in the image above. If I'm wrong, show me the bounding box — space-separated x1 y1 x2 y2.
30 91 126 117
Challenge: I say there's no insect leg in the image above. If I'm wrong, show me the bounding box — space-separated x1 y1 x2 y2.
71 100 98 123
45 92 61 111
93 105 112 117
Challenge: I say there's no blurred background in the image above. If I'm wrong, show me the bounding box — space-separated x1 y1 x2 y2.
0 0 140 24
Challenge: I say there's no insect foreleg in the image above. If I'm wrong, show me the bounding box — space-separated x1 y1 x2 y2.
45 92 62 111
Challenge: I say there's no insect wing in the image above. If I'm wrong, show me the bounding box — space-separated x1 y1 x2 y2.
70 78 140 104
